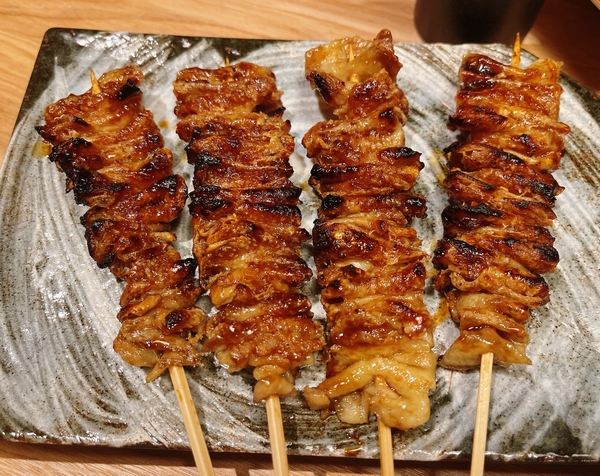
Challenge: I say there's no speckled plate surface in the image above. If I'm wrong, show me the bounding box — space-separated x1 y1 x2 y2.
1 28 599 462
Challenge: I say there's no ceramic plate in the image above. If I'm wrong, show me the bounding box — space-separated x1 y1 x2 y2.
1 28 599 462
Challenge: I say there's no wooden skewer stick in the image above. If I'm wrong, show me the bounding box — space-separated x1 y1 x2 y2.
266 394 289 476
374 376 395 476
88 70 215 476
170 366 216 476
378 418 395 476
470 352 494 476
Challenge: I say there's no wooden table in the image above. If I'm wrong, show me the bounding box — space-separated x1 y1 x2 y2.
1 0 599 474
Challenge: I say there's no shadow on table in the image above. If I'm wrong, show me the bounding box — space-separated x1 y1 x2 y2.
529 0 600 93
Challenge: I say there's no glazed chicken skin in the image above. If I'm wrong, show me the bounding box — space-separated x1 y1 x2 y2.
433 51 570 369
302 30 437 431
36 65 207 381
173 62 324 403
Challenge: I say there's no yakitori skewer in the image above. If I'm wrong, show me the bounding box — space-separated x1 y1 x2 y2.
173 61 325 476
431 35 570 476
471 36 523 476
37 66 214 476
301 30 437 475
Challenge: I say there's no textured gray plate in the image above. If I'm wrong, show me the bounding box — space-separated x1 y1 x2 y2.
1 28 599 462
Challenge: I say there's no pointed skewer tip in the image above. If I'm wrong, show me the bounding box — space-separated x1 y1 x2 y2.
89 69 101 95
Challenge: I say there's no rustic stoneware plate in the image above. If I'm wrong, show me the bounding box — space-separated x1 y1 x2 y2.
1 28 599 463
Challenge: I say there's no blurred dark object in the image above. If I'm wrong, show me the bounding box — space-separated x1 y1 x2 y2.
414 0 545 44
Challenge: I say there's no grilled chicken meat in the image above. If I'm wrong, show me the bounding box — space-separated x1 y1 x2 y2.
302 30 437 430
173 62 324 403
36 65 207 381
433 51 570 369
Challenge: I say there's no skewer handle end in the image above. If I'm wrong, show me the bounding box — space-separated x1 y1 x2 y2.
266 394 289 476
169 366 215 476
470 352 494 476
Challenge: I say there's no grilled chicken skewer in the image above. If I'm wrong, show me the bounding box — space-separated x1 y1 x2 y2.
36 66 214 476
173 61 324 476
301 30 437 473
433 42 569 371
433 38 570 475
